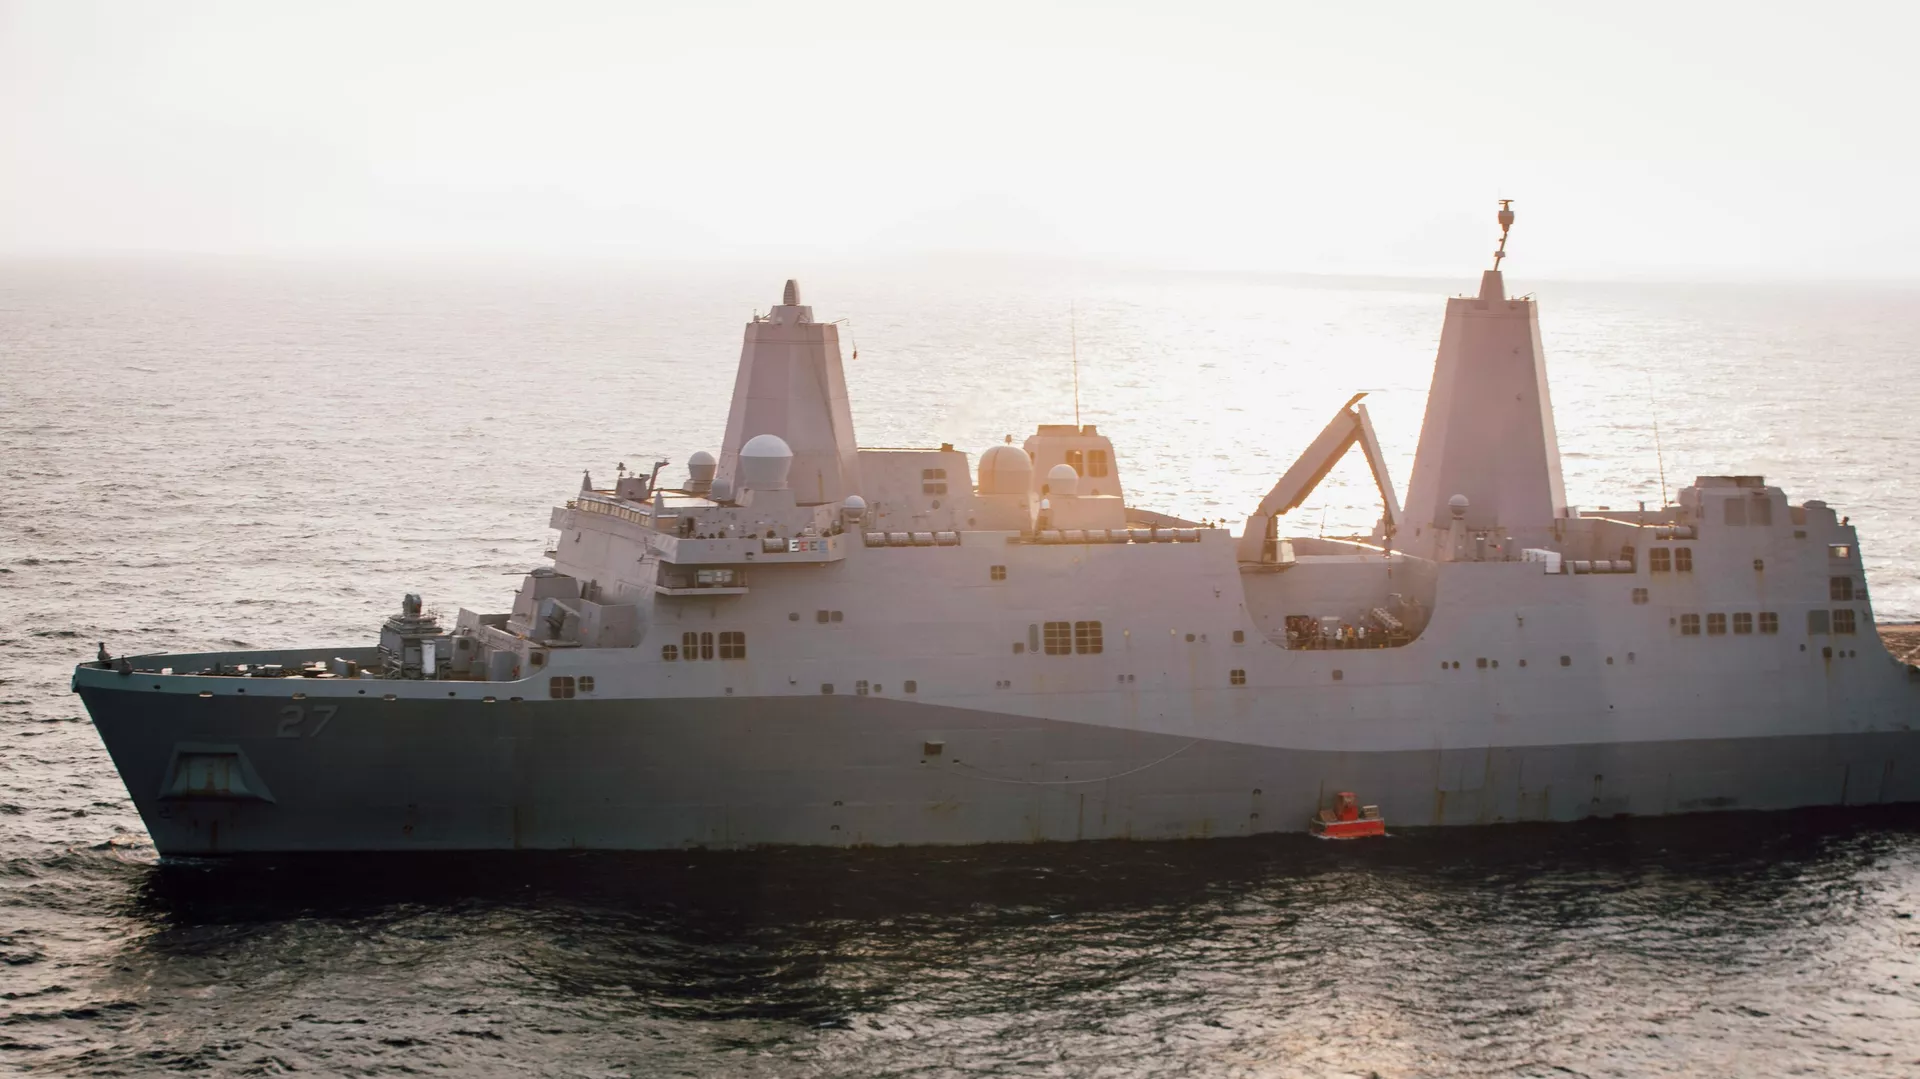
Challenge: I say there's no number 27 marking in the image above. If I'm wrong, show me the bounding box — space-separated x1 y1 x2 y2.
277 704 337 739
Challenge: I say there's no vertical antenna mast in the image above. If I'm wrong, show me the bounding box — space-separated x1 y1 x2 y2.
1492 199 1515 270
1648 370 1670 507
1071 302 1081 428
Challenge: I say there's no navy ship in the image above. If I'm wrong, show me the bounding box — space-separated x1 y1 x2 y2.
75 206 1920 853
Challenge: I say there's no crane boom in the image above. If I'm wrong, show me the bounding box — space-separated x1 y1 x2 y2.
1237 393 1403 563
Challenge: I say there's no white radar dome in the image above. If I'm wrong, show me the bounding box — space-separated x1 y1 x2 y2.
686 450 717 492
976 445 1033 495
1046 462 1079 497
842 494 867 512
1448 493 1470 520
739 433 794 491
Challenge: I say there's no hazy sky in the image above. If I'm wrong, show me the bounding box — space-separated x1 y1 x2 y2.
3 1 1915 278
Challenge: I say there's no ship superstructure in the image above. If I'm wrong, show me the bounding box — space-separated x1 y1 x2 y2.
76 208 1920 853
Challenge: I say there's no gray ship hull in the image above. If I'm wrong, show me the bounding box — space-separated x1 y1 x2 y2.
79 676 1920 855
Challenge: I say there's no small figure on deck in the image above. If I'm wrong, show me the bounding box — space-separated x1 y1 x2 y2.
96 642 111 667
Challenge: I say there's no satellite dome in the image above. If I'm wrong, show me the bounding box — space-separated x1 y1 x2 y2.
977 444 1033 495
686 450 717 492
1046 462 1079 497
842 494 867 511
739 434 794 491
709 477 734 503
1448 493 1470 520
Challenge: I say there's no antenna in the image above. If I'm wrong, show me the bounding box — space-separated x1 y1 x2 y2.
1071 302 1081 428
1647 370 1670 507
1492 199 1516 271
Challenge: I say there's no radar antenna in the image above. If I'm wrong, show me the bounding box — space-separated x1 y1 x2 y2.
1492 199 1516 270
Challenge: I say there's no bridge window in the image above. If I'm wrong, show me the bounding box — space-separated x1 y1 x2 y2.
1087 450 1110 478
1760 611 1779 634
549 676 576 699
1065 449 1084 474
921 468 947 495
1675 547 1693 572
1650 549 1671 573
1074 621 1104 654
1807 610 1830 635
1833 609 1857 634
1752 499 1772 525
1830 544 1852 561
1043 621 1072 655
991 565 1006 581
661 644 678 661
1724 499 1748 526
1733 612 1753 634
1707 613 1727 636
1680 614 1701 636
719 631 746 659
1230 669 1246 685
1831 577 1855 601
1631 588 1649 604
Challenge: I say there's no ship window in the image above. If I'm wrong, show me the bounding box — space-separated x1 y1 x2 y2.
1086 450 1109 478
923 482 947 495
549 676 576 699
921 468 946 481
1733 612 1754 635
1829 544 1852 561
1029 624 1041 653
1233 629 1245 643
1724 499 1748 526
856 680 869 696
661 644 678 661
530 652 546 668
1831 577 1855 601
699 632 714 660
1332 669 1343 681
1043 621 1072 655
1760 611 1779 634
1631 588 1648 605
1754 559 1765 572
831 610 844 623
1675 547 1693 572
904 680 917 693
578 676 594 692
1230 669 1246 685
1013 642 1024 654
990 565 1006 581
719 631 746 659
1807 609 1830 635
1834 608 1857 634
1649 548 1671 573
1066 449 1084 475
1476 657 1488 669
1707 613 1727 636
1074 621 1104 654
1753 499 1772 526
821 683 834 694
1560 655 1571 666
1680 614 1701 636
683 631 699 657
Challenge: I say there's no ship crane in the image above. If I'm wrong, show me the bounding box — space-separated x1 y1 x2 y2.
1237 392 1403 563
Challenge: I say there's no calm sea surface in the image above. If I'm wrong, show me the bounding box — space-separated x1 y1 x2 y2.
3 258 1919 1075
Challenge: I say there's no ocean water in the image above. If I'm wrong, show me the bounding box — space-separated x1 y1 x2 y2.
3 257 1919 1076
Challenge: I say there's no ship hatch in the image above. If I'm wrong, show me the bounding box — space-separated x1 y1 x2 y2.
159 746 275 802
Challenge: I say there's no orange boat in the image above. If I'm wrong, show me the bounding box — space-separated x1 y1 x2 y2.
1310 791 1386 839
